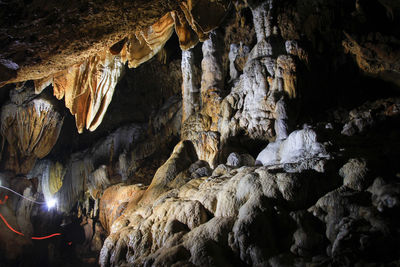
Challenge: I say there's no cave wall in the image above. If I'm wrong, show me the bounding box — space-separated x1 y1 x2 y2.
0 0 400 266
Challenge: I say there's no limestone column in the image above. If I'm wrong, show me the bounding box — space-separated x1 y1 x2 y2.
200 30 224 130
181 49 200 123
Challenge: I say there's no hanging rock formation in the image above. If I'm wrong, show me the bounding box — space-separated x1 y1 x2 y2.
0 84 64 174
1 0 231 135
50 51 125 133
1 0 400 266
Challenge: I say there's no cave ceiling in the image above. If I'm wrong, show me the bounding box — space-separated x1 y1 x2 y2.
0 0 231 134
0 0 400 266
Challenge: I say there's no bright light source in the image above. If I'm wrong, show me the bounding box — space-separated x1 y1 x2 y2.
46 198 57 210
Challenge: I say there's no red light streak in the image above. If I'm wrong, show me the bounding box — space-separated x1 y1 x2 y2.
0 195 8 205
31 233 62 240
0 212 24 236
0 212 62 240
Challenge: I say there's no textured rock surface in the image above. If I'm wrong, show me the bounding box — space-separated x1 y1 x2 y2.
0 0 229 86
1 84 63 174
0 0 176 85
256 127 330 172
1 0 400 266
52 51 124 133
98 106 400 266
341 98 400 136
1 0 231 136
96 144 335 266
219 1 300 148
181 49 200 122
339 158 369 191
343 31 400 86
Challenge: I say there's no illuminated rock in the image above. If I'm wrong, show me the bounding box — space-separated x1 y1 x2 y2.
181 114 220 168
0 0 180 85
98 161 326 266
99 183 146 233
181 49 200 122
180 31 223 168
255 127 330 172
87 165 110 200
28 160 65 206
200 31 224 130
139 140 197 206
48 161 66 195
52 51 124 133
172 11 199 50
125 13 175 69
277 55 297 99
33 76 53 95
142 13 175 52
1 88 63 174
125 33 154 69
219 2 301 145
6 1 232 138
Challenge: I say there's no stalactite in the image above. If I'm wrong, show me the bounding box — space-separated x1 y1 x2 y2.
1 91 64 174
172 11 199 50
52 51 124 133
181 49 200 122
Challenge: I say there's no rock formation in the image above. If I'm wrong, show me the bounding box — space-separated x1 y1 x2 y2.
0 0 400 266
1 83 64 174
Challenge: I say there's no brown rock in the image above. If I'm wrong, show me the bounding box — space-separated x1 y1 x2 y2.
99 184 146 233
125 13 175 69
139 140 198 206
172 11 199 50
52 51 124 133
1 90 63 174
343 32 400 86
179 0 230 41
0 0 181 85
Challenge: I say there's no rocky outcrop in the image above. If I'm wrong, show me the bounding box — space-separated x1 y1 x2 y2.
138 140 198 206
97 144 332 266
341 97 400 136
100 184 146 234
97 91 400 265
181 31 224 168
0 0 176 85
1 0 400 266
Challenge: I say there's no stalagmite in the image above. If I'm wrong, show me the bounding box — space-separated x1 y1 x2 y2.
200 31 224 129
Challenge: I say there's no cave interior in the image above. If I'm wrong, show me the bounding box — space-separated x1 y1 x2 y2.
0 0 400 266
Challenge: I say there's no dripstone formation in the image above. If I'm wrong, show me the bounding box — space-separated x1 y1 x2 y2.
0 0 400 266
